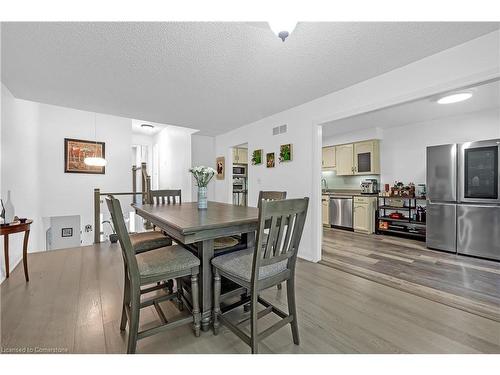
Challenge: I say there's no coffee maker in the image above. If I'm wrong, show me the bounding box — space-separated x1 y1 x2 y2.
360 179 379 194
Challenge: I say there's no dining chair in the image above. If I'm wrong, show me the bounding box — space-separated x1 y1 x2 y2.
106 195 201 354
149 189 182 205
214 191 287 257
212 197 309 354
257 191 287 290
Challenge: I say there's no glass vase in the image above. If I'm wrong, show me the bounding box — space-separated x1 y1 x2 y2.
198 186 208 209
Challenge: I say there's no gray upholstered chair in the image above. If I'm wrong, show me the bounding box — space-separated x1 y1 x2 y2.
106 195 201 354
212 197 309 354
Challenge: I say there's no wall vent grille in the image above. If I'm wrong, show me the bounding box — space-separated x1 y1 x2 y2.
272 124 287 135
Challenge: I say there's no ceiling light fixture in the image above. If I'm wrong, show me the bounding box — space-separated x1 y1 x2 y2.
268 21 297 42
84 113 107 167
437 92 473 104
141 124 154 130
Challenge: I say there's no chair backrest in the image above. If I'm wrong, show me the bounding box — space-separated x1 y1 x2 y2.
252 197 309 285
150 189 182 205
105 195 139 281
257 191 287 208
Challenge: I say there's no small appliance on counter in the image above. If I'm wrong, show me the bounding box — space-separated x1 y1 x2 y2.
360 179 379 195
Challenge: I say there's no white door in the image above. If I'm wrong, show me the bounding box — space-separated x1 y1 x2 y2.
335 144 354 175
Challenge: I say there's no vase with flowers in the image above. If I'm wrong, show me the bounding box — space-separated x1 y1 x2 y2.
189 166 216 209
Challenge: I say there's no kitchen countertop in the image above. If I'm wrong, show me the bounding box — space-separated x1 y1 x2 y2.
322 189 379 197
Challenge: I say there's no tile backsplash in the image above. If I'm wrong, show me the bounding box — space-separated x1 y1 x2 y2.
322 170 379 190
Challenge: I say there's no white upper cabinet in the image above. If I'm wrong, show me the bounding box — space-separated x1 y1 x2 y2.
327 139 380 175
335 144 354 175
353 140 380 175
233 148 248 164
322 146 336 169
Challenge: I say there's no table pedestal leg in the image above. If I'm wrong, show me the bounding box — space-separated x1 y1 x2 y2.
23 230 30 282
197 239 214 332
4 234 9 278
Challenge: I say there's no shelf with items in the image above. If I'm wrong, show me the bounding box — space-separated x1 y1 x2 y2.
376 196 426 241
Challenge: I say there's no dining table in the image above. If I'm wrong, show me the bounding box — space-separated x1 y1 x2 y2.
132 201 259 331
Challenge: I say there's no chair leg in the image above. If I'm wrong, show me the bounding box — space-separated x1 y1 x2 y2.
176 278 184 311
120 265 130 331
127 286 141 354
191 273 201 337
286 278 300 345
250 292 259 354
213 269 221 335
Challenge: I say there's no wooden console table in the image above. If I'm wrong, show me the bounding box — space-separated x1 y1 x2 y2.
1 219 32 282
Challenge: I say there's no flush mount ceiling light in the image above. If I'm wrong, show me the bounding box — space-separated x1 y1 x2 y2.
141 124 154 130
437 92 473 104
84 113 107 167
268 21 298 42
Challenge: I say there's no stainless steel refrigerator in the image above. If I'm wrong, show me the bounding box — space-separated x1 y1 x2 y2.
426 139 500 261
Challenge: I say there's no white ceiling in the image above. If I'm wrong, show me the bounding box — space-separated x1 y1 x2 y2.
2 22 499 136
321 79 500 138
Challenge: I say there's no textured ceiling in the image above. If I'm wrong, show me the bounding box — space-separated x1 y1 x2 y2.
2 22 499 135
322 79 500 138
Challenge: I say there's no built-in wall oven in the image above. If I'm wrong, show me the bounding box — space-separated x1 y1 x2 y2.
233 165 247 177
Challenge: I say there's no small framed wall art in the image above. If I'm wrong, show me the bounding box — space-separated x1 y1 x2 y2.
251 149 263 165
64 138 105 174
61 228 73 237
266 152 275 168
216 156 225 180
279 143 293 163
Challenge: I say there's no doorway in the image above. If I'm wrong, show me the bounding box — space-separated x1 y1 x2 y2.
232 143 248 206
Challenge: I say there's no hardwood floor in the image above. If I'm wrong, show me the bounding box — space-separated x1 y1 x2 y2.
321 228 500 322
1 240 500 353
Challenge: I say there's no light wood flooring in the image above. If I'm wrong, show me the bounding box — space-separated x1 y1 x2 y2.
321 228 500 322
1 239 500 353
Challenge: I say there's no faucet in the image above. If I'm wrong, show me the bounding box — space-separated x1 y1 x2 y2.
321 178 328 190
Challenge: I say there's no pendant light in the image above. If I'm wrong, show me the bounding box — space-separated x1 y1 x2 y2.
268 21 297 42
84 113 107 167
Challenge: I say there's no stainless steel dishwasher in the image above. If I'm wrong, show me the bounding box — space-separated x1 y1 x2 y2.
329 196 353 229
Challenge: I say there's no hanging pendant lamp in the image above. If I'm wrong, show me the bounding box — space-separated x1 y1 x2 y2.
84 113 107 167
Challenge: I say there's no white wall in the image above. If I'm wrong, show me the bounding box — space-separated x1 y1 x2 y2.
153 126 194 202
381 108 500 184
191 134 216 201
214 30 500 262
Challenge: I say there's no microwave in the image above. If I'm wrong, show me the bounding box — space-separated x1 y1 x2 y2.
233 165 247 176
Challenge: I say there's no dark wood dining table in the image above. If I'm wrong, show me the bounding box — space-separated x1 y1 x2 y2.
133 201 259 331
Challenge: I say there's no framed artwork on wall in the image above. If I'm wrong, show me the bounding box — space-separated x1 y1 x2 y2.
64 138 105 174
279 143 293 163
61 228 73 237
266 152 275 168
251 149 263 165
216 156 225 179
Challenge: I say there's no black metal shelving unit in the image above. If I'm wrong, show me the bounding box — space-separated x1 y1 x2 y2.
376 196 426 241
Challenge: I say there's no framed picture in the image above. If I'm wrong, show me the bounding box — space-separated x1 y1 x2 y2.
279 143 293 163
216 156 225 180
251 149 263 165
61 228 73 238
266 152 275 168
64 138 105 174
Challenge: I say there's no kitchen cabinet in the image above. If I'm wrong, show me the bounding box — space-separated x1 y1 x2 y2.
353 140 380 175
353 196 376 234
335 144 354 175
322 195 330 226
233 148 248 164
322 146 336 169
